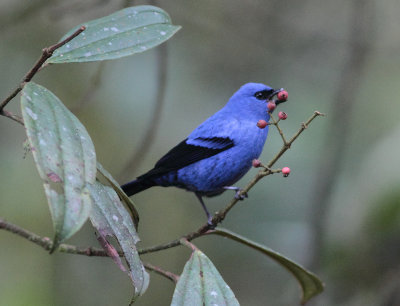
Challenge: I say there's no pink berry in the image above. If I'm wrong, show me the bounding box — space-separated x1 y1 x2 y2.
282 167 291 177
278 111 288 120
252 159 261 168
267 101 276 111
277 90 288 102
257 119 268 129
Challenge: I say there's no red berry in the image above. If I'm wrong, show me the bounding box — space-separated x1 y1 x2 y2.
257 119 268 129
278 111 288 120
252 159 261 168
282 167 291 177
277 90 288 102
267 101 276 111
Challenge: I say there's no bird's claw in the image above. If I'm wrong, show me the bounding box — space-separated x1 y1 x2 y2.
207 217 217 229
224 186 248 200
234 189 248 200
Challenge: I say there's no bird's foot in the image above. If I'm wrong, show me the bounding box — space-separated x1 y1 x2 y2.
207 216 217 229
235 190 248 200
224 186 248 200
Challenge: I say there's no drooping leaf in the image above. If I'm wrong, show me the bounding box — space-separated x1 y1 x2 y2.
213 228 324 304
171 250 239 306
21 82 96 250
96 162 139 228
47 5 181 63
88 181 149 299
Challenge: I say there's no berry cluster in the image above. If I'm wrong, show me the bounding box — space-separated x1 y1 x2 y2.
254 89 291 177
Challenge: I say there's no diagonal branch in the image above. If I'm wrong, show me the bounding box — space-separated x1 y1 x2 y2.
143 261 179 283
0 217 108 256
0 217 178 283
0 26 86 113
0 110 24 126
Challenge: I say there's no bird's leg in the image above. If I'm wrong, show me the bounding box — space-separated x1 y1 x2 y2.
195 193 213 226
224 186 248 200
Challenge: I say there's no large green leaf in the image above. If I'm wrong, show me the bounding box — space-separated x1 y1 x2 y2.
47 5 181 63
213 228 324 304
171 250 239 306
96 162 139 228
21 82 96 250
88 181 149 299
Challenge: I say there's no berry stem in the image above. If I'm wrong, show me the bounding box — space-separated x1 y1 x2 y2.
270 113 288 145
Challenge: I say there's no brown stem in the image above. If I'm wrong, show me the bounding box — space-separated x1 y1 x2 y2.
270 113 288 145
0 26 86 112
0 217 110 256
0 217 178 283
266 111 324 168
143 261 179 283
0 110 24 126
180 238 200 252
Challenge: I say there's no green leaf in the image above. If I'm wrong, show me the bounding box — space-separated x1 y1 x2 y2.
171 250 239 306
213 228 324 304
21 82 96 250
96 162 139 229
47 5 181 63
88 181 149 299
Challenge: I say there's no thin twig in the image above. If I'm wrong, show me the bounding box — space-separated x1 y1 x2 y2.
0 110 24 126
0 26 86 112
0 217 180 283
138 226 209 255
143 261 179 283
0 217 110 256
180 238 200 252
270 113 288 145
266 111 324 168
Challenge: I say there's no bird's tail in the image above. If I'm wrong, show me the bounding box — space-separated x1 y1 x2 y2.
121 179 154 196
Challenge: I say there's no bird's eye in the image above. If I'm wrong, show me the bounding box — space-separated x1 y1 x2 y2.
254 89 274 100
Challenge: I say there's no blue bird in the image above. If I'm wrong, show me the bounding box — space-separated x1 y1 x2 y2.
121 83 285 224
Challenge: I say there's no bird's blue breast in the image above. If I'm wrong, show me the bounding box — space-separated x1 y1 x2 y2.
174 118 269 195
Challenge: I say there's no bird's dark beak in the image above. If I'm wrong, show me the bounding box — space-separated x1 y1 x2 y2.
270 88 286 105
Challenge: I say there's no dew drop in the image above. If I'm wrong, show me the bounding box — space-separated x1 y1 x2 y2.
25 107 37 120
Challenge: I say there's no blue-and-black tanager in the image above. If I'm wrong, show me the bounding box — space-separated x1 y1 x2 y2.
121 83 286 223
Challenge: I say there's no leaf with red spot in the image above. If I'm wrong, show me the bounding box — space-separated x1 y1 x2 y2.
21 82 96 251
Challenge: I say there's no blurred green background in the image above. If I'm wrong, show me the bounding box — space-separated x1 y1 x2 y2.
1 0 400 305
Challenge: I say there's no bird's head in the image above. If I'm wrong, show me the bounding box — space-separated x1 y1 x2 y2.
226 83 285 119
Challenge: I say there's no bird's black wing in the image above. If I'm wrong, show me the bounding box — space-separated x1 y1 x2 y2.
137 137 234 180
